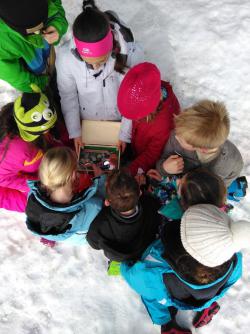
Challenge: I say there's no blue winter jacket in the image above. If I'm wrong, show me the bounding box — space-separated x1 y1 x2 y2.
26 176 105 245
121 239 242 325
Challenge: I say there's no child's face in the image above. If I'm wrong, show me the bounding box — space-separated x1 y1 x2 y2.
81 52 110 70
175 135 196 151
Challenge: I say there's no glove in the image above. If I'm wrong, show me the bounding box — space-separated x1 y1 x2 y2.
227 176 248 202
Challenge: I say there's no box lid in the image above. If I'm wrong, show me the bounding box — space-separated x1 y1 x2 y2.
81 120 121 146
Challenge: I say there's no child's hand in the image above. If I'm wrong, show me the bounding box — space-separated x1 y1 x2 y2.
163 155 184 174
135 173 146 186
42 26 59 44
147 169 163 181
91 164 103 177
74 137 83 156
117 140 127 153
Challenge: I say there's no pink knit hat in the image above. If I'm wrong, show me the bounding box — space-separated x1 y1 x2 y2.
117 62 161 120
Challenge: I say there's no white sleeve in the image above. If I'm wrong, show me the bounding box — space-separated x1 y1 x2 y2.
127 42 145 68
119 117 132 143
56 50 82 139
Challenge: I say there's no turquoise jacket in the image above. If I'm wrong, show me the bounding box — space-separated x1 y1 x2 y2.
121 239 242 325
26 176 105 245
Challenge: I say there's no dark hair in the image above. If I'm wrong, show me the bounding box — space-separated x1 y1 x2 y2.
162 222 233 285
112 51 128 74
73 1 109 43
176 253 233 285
106 171 140 213
73 0 127 74
0 99 49 152
0 102 19 142
180 168 226 210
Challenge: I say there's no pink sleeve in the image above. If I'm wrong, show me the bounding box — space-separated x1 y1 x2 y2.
1 171 39 193
22 148 43 173
0 186 27 212
0 138 43 192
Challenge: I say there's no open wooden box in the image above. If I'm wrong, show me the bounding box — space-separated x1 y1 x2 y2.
78 120 121 173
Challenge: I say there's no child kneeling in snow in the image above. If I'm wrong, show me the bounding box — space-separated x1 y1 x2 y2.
121 168 248 333
86 170 162 263
156 100 246 198
121 204 249 334
0 86 58 212
25 147 105 245
145 167 229 219
117 62 180 176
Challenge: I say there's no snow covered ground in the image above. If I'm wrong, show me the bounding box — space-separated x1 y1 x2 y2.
0 0 249 333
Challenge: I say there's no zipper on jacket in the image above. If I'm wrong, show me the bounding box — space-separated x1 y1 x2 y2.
101 71 106 117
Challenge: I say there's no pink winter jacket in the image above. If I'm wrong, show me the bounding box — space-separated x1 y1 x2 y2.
0 136 43 212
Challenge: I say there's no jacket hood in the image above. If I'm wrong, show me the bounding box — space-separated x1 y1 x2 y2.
0 0 48 35
0 18 45 48
27 179 99 212
26 179 99 236
26 193 74 235
143 239 237 291
0 1 61 48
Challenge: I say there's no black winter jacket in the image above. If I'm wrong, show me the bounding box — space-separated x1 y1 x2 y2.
86 193 161 261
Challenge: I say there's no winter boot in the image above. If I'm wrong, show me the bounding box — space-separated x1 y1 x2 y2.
161 320 192 334
193 302 220 328
40 237 56 248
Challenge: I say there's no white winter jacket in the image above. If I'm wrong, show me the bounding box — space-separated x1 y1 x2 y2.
56 19 144 142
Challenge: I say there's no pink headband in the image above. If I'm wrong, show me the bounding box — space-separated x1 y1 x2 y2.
74 29 113 58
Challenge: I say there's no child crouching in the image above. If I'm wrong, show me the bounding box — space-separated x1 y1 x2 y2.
117 62 180 176
25 147 105 245
121 204 249 334
157 100 243 188
120 168 249 333
87 170 162 262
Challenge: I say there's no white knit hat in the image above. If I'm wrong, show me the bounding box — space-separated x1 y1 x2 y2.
180 204 250 267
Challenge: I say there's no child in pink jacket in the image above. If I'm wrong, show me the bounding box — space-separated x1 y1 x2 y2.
0 87 57 212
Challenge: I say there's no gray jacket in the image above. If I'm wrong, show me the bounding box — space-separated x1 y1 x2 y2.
156 131 243 187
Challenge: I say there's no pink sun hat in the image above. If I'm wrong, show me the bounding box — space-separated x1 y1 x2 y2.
74 29 113 58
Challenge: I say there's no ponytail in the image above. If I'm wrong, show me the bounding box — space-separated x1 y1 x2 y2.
82 0 98 11
73 1 130 74
112 51 127 74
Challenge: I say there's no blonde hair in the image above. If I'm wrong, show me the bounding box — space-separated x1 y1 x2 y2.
39 147 77 192
175 100 230 148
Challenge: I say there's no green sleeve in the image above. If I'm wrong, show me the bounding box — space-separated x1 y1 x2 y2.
47 0 68 45
0 58 48 92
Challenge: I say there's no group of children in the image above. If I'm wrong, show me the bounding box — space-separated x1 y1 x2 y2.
0 0 249 333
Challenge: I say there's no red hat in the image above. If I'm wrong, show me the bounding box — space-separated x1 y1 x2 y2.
117 62 161 120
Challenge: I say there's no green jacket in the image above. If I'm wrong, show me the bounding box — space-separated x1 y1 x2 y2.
0 0 68 92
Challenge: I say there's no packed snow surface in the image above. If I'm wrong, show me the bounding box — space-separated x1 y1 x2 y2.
0 0 249 333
